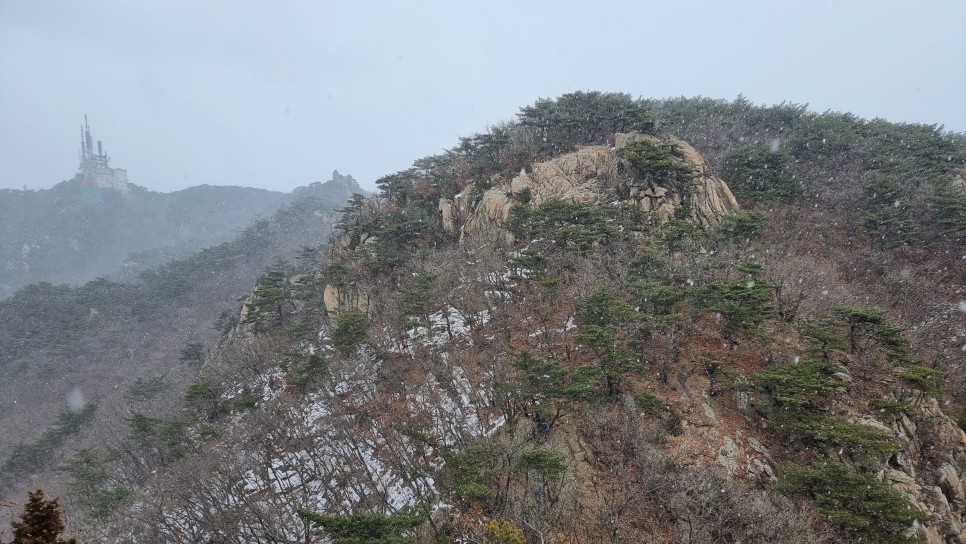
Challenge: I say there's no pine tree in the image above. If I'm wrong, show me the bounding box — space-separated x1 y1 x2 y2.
4 489 78 544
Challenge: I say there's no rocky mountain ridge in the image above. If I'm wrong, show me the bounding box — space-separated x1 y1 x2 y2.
4 92 965 543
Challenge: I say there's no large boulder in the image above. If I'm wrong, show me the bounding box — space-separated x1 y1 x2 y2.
510 145 618 207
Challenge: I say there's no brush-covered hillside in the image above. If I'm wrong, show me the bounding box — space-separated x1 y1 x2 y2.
11 92 966 544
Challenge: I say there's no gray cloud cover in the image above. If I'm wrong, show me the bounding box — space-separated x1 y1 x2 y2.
2 0 964 192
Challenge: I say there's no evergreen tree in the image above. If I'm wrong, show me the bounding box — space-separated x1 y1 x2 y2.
331 310 369 355
721 145 799 202
930 177 966 246
401 271 438 328
243 259 294 328
4 489 78 544
518 91 652 150
298 507 425 544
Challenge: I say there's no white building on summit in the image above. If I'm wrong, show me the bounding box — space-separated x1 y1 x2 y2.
78 115 128 191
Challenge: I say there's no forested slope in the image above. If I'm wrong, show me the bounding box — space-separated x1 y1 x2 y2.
0 175 361 520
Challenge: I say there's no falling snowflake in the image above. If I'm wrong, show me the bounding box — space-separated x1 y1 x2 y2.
68 388 86 412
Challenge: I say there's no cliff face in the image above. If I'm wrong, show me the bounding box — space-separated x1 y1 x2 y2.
887 397 966 543
952 168 966 195
679 383 966 544
322 282 370 316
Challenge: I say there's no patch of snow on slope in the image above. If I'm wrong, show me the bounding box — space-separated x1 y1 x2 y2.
405 306 490 350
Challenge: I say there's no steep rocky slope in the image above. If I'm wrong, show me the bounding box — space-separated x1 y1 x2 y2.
11 93 966 544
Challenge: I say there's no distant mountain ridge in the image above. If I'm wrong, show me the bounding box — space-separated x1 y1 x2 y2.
0 170 362 298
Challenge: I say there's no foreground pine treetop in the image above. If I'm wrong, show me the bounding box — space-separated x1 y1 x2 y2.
3 490 78 544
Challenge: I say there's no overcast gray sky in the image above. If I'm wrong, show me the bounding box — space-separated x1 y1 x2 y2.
2 0 964 193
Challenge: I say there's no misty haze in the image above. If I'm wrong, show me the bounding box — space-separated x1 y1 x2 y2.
1 2 965 543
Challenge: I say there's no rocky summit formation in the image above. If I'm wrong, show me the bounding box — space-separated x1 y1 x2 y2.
443 132 739 246
326 132 737 317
